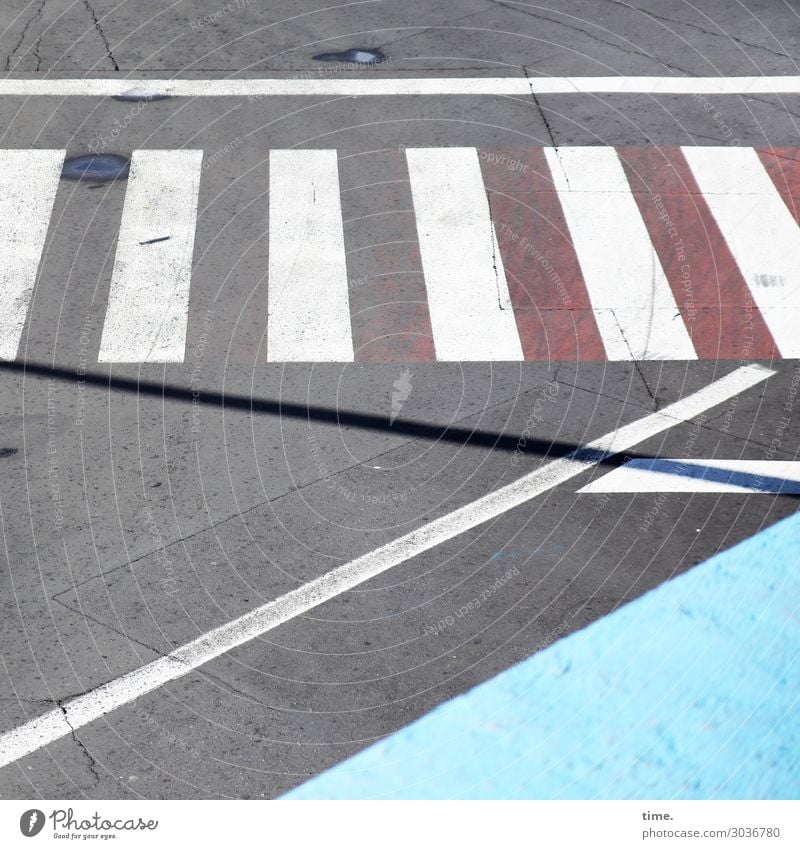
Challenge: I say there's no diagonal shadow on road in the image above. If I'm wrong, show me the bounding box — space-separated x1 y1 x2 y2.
2 359 797 496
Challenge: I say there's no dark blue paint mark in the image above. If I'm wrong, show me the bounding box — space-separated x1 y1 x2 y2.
61 154 130 183
313 48 385 64
113 88 169 102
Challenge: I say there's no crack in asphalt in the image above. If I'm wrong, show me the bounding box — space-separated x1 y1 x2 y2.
608 0 795 61
56 699 102 788
32 33 43 71
50 591 172 660
609 308 660 409
0 693 86 704
530 90 557 146
485 193 506 309
4 0 47 72
193 668 279 709
373 4 501 53
82 0 119 71
524 66 559 148
737 94 800 126
489 0 696 76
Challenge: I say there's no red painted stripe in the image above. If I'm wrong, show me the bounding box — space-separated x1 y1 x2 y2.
481 148 606 361
347 149 435 363
757 147 800 224
619 147 778 361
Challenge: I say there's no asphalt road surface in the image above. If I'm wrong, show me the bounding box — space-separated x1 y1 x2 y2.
0 0 798 799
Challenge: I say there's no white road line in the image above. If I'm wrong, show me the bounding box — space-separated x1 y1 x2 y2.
544 146 697 361
579 458 800 493
0 364 773 769
407 147 523 361
0 149 63 360
0 77 799 97
98 150 202 363
267 149 354 362
682 145 800 358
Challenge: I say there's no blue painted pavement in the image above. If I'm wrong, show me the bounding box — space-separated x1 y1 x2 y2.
285 513 800 799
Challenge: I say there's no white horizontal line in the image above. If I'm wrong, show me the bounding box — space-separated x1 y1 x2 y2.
1 76 800 97
0 364 774 769
579 458 800 493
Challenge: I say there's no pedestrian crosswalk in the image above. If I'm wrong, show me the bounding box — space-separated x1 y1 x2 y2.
99 150 202 362
407 147 523 361
0 150 62 360
3 144 800 364
683 146 800 358
267 149 354 362
545 146 697 361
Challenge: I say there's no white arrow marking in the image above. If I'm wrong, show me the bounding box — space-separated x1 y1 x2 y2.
579 458 800 494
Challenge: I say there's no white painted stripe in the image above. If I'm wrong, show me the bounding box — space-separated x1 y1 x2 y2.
98 150 202 363
682 146 800 358
579 458 800 493
267 149 353 362
407 147 523 361
0 364 773 769
0 150 63 360
0 77 798 97
545 146 697 361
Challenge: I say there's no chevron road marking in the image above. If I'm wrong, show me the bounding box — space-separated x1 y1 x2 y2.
578 458 800 494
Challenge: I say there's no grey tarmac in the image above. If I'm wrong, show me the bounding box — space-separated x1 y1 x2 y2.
0 0 798 798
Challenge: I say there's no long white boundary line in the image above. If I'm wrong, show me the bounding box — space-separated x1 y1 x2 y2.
0 364 773 769
1 77 800 97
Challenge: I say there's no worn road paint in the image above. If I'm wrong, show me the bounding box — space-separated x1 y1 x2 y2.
544 146 696 361
98 150 202 363
267 149 354 362
0 150 63 360
407 147 523 361
683 146 800 358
